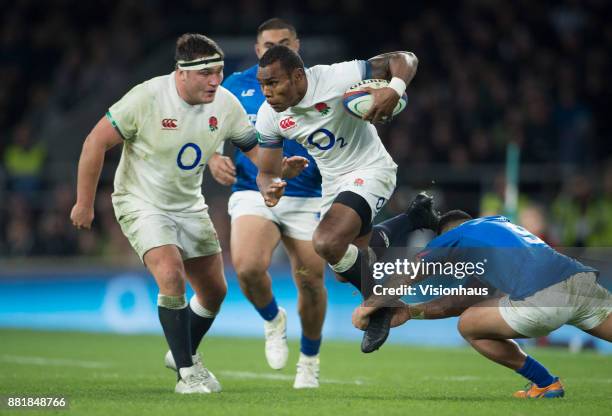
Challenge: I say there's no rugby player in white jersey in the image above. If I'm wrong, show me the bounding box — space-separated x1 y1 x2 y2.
70 34 306 394
255 45 421 350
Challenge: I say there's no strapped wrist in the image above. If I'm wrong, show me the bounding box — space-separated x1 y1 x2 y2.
388 77 407 97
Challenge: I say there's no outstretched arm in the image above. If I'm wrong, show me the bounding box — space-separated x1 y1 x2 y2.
70 116 123 229
363 52 419 123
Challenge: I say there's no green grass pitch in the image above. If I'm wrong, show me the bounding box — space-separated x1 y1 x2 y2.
1 329 610 415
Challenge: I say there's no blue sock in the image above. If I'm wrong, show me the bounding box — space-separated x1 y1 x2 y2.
255 298 279 321
516 356 555 388
300 334 321 356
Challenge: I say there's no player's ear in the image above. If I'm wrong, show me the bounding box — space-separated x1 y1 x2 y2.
254 43 262 59
293 67 305 82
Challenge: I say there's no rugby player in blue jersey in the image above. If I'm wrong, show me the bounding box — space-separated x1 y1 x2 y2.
209 19 326 388
354 210 612 398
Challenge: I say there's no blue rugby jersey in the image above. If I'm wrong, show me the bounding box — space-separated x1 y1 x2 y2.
222 65 322 197
421 216 597 300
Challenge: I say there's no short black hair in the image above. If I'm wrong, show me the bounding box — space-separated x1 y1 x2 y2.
257 18 297 37
437 210 473 234
175 33 224 62
259 45 304 74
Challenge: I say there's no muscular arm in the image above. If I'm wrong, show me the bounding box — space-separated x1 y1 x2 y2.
70 116 123 229
368 51 419 86
363 52 419 123
255 147 285 207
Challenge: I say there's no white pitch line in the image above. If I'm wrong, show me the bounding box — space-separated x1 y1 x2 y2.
220 370 366 385
0 354 110 369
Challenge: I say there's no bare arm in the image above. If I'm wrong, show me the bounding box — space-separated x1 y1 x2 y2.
70 116 123 229
254 146 285 207
368 51 419 86
363 51 419 123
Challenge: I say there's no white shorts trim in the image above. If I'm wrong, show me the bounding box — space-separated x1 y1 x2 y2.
498 272 612 338
228 190 321 241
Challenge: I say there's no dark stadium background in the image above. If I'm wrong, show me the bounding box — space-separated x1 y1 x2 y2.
0 0 610 352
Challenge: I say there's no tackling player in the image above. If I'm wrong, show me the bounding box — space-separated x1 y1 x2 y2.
212 18 326 389
70 34 306 394
354 211 612 398
254 45 422 347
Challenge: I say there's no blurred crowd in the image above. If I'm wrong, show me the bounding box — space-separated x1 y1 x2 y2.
1 0 611 261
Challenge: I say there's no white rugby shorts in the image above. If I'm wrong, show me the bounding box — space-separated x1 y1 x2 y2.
114 207 221 262
228 190 321 241
499 272 612 337
320 166 397 221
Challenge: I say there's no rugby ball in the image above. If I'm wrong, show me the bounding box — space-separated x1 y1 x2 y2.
343 79 408 120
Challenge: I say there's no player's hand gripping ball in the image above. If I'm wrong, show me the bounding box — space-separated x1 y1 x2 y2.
343 79 408 121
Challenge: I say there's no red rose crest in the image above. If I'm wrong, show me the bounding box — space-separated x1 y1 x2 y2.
209 116 218 132
314 102 330 115
354 178 364 186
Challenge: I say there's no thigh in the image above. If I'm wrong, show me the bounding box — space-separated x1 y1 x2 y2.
282 235 325 282
231 215 281 272
275 196 321 241
459 297 525 339
584 313 612 342
175 210 221 260
320 168 396 222
228 190 276 223
315 202 362 246
118 211 181 262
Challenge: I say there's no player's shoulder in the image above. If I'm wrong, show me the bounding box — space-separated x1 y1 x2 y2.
309 60 365 75
113 74 165 108
307 60 366 92
215 85 244 108
140 74 172 96
255 101 280 129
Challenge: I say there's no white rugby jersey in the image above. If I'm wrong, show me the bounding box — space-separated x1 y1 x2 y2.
107 73 256 214
256 60 397 183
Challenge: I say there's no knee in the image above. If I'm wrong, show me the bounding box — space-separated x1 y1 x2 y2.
234 258 270 285
457 311 475 340
154 259 186 293
312 230 345 264
296 269 325 295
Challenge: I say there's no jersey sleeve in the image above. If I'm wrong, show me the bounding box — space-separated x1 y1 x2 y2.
326 60 370 93
225 93 258 152
106 83 150 141
255 103 283 149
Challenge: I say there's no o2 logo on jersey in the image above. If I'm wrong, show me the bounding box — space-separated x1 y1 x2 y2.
177 142 203 171
306 128 347 151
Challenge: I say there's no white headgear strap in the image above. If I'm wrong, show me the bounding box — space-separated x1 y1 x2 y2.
177 54 224 70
